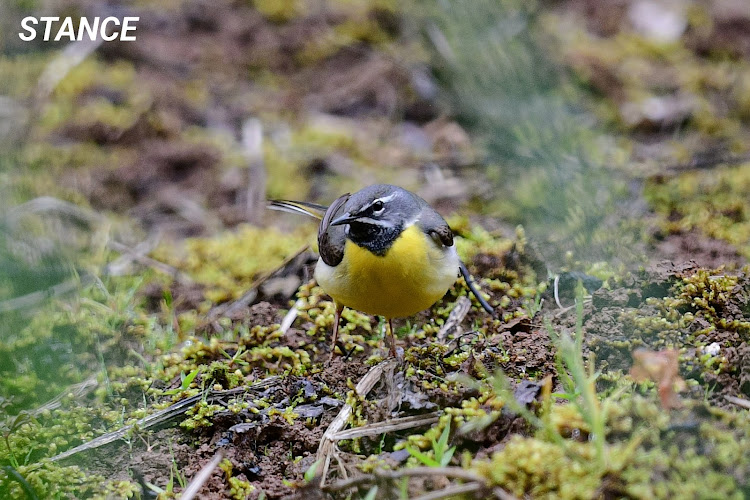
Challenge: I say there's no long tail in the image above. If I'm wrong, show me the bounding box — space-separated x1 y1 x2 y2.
268 200 328 220
459 260 496 316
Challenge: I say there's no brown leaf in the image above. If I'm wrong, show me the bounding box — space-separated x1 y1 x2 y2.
630 349 686 409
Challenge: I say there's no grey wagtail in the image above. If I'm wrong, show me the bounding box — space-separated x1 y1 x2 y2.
269 184 494 360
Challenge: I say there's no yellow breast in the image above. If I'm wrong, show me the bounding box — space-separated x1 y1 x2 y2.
314 224 459 318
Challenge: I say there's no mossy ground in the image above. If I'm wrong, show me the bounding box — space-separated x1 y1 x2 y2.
2 0 750 499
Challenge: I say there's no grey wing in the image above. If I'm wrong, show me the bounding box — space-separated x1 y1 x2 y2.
418 206 454 247
418 205 495 316
318 193 350 266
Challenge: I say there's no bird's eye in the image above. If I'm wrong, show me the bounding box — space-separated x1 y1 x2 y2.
371 200 384 213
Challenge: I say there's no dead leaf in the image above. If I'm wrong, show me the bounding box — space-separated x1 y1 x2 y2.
630 349 686 409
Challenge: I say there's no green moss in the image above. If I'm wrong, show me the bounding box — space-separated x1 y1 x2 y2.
616 400 750 499
475 435 604 499
0 55 50 98
471 395 750 499
3 405 121 464
2 462 138 499
219 458 255 499
0 279 146 410
252 0 304 23
152 225 310 304
646 164 750 258
40 58 149 135
181 400 224 431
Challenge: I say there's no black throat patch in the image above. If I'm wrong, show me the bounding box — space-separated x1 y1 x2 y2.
347 221 402 256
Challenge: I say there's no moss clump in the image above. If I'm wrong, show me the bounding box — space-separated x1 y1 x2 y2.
0 279 144 411
182 401 224 431
40 58 149 136
614 399 750 499
2 404 121 464
475 435 604 499
252 0 304 23
2 462 138 500
645 164 750 259
219 458 255 500
295 281 372 348
151 225 310 304
471 396 750 499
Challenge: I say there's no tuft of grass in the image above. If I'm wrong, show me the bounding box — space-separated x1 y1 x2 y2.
406 419 456 467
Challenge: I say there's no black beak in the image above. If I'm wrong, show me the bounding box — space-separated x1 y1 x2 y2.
330 212 358 226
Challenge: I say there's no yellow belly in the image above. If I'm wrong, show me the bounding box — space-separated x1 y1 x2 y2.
314 224 459 318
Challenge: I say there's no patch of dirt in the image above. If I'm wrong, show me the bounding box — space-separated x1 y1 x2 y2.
650 229 746 270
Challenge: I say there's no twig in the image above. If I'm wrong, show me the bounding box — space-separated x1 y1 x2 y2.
437 297 471 342
5 196 103 228
30 376 98 416
412 482 482 500
330 412 440 440
554 275 563 309
322 466 484 492
36 39 102 102
651 152 750 176
104 233 162 277
106 240 194 285
0 275 95 313
317 358 399 486
725 395 750 410
280 298 304 333
49 377 280 463
180 451 224 500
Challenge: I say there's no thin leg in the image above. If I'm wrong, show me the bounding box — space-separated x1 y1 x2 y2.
328 303 344 363
387 318 397 358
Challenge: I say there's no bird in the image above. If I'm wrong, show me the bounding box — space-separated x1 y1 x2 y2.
269 184 494 360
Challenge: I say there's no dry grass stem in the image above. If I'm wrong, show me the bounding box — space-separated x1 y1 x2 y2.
330 412 440 440
317 358 399 486
49 377 280 463
180 451 225 500
437 296 471 342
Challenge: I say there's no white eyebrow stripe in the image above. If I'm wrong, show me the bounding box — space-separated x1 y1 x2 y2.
375 193 397 204
361 192 398 212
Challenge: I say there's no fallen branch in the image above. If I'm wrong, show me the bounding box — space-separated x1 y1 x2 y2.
36 39 102 102
31 376 98 416
412 482 482 500
49 377 280 463
323 466 518 500
5 196 103 228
